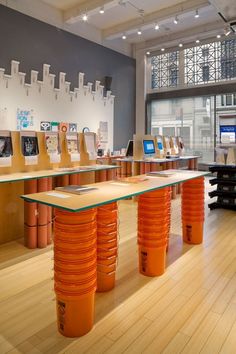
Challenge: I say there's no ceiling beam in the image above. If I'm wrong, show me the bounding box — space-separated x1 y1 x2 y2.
63 0 114 24
102 0 210 39
134 20 224 53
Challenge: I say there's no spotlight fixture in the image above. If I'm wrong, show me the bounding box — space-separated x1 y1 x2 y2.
137 29 142 35
174 16 178 24
146 51 150 55
195 9 199 18
161 48 165 51
196 39 200 43
155 23 159 30
99 6 104 14
122 34 127 40
82 13 88 22
224 27 231 36
216 34 221 39
179 43 183 47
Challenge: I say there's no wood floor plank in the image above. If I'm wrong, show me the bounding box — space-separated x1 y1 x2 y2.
0 179 235 354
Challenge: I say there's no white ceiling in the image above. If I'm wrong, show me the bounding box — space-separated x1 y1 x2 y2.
2 0 236 56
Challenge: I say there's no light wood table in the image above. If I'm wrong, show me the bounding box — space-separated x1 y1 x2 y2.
21 169 208 338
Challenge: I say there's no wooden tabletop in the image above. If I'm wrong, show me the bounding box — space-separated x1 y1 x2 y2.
115 156 199 163
21 170 209 212
0 164 118 184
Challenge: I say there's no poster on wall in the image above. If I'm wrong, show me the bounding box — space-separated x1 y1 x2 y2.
16 109 34 130
69 123 77 132
40 121 51 131
51 122 59 132
60 122 69 133
99 121 108 143
45 132 61 163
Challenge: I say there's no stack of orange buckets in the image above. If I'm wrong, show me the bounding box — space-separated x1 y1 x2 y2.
182 177 205 244
97 202 118 292
54 208 97 337
138 187 171 276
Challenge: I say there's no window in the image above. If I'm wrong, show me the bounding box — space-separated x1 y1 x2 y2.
151 38 236 90
234 94 236 106
151 51 179 89
226 94 232 106
221 95 225 106
202 66 210 82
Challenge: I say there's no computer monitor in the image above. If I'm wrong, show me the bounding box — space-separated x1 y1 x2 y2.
143 139 155 157
126 140 133 157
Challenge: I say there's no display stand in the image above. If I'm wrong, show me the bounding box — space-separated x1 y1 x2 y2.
208 165 236 210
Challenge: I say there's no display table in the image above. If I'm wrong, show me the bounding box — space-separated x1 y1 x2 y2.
0 165 118 248
21 170 208 338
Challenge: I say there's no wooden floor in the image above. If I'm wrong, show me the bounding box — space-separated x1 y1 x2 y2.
0 178 236 354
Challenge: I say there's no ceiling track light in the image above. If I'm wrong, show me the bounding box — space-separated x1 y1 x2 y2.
137 29 142 35
99 6 104 14
122 34 127 39
196 39 200 43
217 34 221 39
179 43 183 47
174 16 179 24
82 13 88 22
195 9 199 18
155 23 159 30
146 51 150 55
225 27 231 36
161 48 165 51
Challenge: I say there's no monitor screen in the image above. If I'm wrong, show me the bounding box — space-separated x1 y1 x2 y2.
157 141 163 150
0 136 13 157
126 140 133 157
143 140 155 155
21 136 39 156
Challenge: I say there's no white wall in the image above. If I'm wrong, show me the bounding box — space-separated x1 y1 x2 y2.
0 60 114 150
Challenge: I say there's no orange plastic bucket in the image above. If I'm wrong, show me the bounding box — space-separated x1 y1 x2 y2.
138 244 166 276
97 262 116 273
138 219 169 230
38 224 48 248
97 255 117 266
54 248 96 263
55 220 96 236
24 179 37 194
97 246 117 258
97 271 116 292
181 204 204 212
47 222 52 245
97 238 117 249
98 202 117 211
97 222 117 233
138 236 167 247
138 231 168 241
54 237 97 253
56 289 95 337
55 278 96 293
97 210 118 223
24 224 37 249
97 231 117 243
54 258 97 272
183 178 204 185
55 233 96 248
54 269 96 284
138 212 170 224
138 201 170 212
141 188 170 198
55 208 97 224
182 221 204 244
24 202 37 226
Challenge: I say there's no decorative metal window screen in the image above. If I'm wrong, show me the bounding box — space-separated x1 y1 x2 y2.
151 51 179 89
184 39 236 85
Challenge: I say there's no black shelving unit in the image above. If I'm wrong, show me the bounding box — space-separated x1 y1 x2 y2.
208 165 236 210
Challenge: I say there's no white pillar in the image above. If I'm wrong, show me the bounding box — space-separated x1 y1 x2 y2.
135 49 147 135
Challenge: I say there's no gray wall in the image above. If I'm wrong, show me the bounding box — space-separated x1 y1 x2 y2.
0 5 136 150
